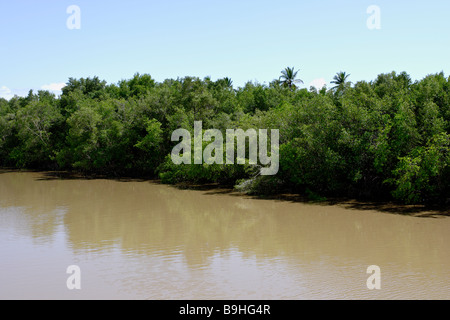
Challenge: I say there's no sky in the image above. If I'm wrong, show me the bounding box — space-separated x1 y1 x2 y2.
1 0 449 99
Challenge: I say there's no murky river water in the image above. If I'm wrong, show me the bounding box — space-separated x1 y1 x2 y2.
0 171 449 300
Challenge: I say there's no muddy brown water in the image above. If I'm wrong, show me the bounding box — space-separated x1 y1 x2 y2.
0 171 449 299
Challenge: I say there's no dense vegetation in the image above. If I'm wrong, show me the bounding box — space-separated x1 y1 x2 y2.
1 70 449 205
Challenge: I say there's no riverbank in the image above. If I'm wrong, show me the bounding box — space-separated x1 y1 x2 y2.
2 168 448 218
2 73 449 207
173 181 450 218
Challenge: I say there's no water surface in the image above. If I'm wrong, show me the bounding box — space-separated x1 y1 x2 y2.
0 171 449 299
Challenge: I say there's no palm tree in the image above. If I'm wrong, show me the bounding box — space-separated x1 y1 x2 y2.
330 71 351 90
279 67 303 90
223 77 233 88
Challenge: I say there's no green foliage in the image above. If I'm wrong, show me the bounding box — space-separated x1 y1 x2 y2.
64 103 102 170
279 67 303 90
135 118 163 152
389 133 450 204
235 175 284 195
8 92 62 168
2 71 449 204
134 118 164 171
158 155 255 185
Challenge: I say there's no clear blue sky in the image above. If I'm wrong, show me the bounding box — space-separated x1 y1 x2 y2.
1 0 449 98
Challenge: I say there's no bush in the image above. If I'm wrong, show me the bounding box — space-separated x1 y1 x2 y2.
389 133 450 204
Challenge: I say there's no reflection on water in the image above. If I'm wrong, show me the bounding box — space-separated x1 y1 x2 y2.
0 171 449 299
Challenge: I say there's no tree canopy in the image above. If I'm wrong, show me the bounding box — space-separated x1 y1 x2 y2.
1 70 449 205
279 67 303 90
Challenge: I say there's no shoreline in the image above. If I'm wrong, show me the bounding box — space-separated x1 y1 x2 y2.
1 167 449 218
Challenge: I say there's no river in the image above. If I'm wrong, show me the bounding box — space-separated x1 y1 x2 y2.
0 171 449 300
